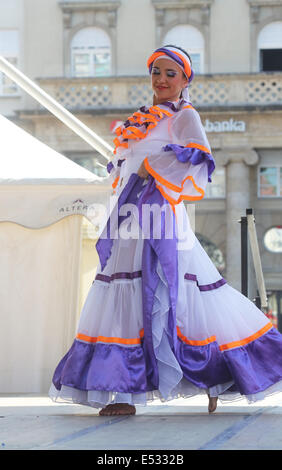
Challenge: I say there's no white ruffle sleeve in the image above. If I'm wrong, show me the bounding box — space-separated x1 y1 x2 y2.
143 107 215 205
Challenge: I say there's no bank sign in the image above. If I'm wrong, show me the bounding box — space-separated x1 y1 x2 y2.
204 118 246 133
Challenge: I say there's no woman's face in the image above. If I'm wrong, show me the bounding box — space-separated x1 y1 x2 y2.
151 57 188 105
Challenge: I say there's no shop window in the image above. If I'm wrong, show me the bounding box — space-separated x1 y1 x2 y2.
258 21 282 72
162 25 204 74
71 27 111 78
258 166 282 197
0 30 19 96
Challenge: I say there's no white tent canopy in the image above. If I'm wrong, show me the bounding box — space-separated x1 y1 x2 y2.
0 115 111 393
0 114 111 228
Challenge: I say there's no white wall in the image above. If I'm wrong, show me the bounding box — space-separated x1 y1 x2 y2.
23 0 63 78
210 0 250 73
0 0 22 26
116 0 155 76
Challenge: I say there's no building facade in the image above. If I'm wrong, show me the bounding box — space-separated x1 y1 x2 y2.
1 0 282 328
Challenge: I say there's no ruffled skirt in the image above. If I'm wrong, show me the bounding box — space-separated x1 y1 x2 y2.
49 203 282 408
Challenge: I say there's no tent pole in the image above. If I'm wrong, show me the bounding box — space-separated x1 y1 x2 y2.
246 209 268 310
0 56 114 161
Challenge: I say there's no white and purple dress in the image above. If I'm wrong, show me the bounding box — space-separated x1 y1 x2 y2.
49 98 282 408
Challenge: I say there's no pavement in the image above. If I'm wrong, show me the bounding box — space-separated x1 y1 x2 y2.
1 393 282 451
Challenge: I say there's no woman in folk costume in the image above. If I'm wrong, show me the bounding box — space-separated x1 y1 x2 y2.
49 45 282 416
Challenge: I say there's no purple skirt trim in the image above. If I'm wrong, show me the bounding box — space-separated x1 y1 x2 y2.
52 326 282 398
52 339 149 394
223 327 282 396
94 270 225 290
175 338 232 389
95 271 142 284
184 273 227 291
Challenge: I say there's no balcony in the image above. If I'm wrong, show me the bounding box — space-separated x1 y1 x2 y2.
35 72 282 113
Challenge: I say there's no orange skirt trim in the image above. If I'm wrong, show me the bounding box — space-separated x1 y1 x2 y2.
176 326 216 346
219 322 273 351
76 329 144 346
177 322 273 350
76 323 273 349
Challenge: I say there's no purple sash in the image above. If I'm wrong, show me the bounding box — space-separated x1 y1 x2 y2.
96 173 178 390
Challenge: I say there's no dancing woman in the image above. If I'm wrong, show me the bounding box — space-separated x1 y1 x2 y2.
49 45 282 416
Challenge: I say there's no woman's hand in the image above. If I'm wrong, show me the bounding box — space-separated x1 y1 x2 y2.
137 160 149 179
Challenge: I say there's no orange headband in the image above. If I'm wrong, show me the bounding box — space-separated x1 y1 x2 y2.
147 50 192 81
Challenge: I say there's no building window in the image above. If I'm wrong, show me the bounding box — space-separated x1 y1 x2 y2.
71 27 111 78
205 167 226 198
162 25 204 74
260 49 282 72
258 21 282 72
0 30 19 96
258 165 282 197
